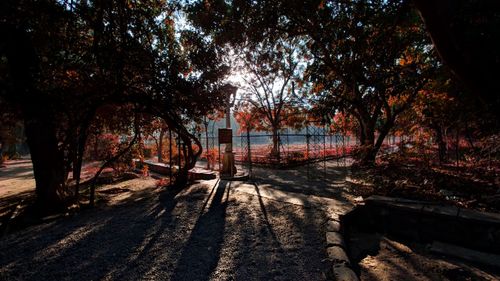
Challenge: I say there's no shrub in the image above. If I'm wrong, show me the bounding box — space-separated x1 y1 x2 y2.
85 133 120 161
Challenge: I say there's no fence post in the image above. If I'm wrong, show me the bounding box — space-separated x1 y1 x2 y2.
335 134 339 166
306 125 310 180
277 131 281 165
342 133 346 167
247 128 252 178
323 125 327 179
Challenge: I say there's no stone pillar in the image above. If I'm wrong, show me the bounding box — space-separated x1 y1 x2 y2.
221 85 238 177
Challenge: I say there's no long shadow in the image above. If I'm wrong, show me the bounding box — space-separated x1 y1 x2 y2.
251 161 351 200
0 182 209 281
252 183 283 249
171 180 230 281
0 160 34 179
283 196 332 278
230 186 330 280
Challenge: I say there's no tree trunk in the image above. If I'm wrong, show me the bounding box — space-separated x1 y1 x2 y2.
169 129 173 179
432 123 447 164
157 129 164 163
24 113 66 212
94 133 99 160
73 130 88 201
89 126 139 206
271 126 280 162
358 125 366 145
357 120 377 165
360 129 376 165
2 24 66 212
205 126 210 169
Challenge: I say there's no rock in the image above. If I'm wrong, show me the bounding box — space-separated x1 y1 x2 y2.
353 196 364 204
327 246 350 264
329 213 341 221
326 232 345 247
326 220 341 232
332 264 359 281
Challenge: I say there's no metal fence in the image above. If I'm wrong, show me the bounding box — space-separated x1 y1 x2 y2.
197 124 358 180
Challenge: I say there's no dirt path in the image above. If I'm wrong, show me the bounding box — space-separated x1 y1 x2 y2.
0 159 36 220
0 177 332 280
0 159 35 198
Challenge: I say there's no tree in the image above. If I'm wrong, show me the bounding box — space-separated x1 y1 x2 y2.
200 111 224 169
294 0 436 164
235 37 306 159
189 0 438 165
141 117 169 163
0 0 229 210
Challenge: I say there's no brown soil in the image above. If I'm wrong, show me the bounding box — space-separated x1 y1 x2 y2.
358 236 500 281
347 157 500 212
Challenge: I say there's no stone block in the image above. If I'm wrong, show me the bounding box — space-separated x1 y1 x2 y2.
332 264 359 281
326 232 345 247
327 246 350 264
326 220 341 232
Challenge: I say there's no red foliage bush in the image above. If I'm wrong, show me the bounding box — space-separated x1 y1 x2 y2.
85 133 120 161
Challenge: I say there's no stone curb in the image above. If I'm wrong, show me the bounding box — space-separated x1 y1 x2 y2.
325 215 359 281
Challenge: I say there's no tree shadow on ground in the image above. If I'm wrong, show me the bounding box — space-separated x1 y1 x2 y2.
227 184 330 280
0 160 34 180
0 180 204 281
0 178 331 281
251 160 353 201
170 179 229 280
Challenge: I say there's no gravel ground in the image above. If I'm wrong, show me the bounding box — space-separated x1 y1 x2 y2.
233 159 356 200
0 178 330 281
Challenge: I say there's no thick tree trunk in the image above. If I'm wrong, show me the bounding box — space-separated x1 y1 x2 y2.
169 121 203 188
358 118 393 165
359 128 376 165
24 113 66 212
2 24 67 212
355 117 377 165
